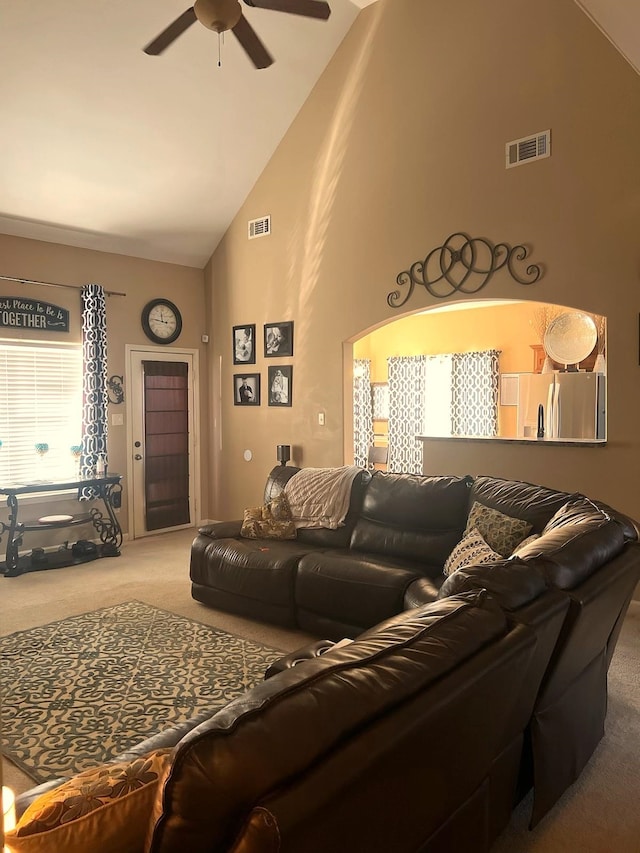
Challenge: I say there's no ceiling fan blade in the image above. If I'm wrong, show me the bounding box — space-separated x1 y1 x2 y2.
143 7 198 55
243 0 331 21
232 14 274 69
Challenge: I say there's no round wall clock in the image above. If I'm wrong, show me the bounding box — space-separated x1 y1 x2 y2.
141 299 182 345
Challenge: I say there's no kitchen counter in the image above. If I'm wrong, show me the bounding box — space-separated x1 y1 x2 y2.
417 435 606 447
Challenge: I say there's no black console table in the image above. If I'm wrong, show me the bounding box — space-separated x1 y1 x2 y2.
0 474 123 577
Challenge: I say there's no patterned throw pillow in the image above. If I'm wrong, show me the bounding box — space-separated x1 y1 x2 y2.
464 501 532 557
240 492 297 540
443 527 502 577
6 749 171 853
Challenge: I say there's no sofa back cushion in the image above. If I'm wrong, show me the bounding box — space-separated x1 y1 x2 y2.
469 475 575 533
349 472 472 566
263 465 371 548
147 590 506 853
438 558 548 610
263 464 300 503
514 498 627 588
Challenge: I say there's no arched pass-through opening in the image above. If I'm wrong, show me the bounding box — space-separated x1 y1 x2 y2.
345 299 607 470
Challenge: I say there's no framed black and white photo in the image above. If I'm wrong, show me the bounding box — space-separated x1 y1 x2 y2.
264 321 294 358
232 324 256 365
234 373 260 406
268 365 293 407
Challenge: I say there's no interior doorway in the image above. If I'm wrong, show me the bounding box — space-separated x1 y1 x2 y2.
126 346 200 539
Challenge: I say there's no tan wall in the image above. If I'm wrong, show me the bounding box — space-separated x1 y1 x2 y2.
205 0 640 527
0 234 207 543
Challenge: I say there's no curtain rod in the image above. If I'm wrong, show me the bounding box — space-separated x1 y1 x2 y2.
0 274 126 297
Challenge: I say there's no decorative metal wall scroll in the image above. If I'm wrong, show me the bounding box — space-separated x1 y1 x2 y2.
387 232 543 307
107 375 124 404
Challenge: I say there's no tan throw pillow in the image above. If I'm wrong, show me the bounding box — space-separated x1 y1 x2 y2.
443 527 502 577
267 492 293 522
5 749 171 853
464 501 532 557
240 493 297 540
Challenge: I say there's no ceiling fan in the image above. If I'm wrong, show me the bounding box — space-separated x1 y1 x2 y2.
143 0 332 69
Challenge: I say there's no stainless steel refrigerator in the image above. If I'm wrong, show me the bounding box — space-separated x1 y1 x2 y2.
517 372 606 440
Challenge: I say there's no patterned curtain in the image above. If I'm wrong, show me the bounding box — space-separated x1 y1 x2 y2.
79 284 109 496
353 359 374 468
451 349 500 436
387 356 426 474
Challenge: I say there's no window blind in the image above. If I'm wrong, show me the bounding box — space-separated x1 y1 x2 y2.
0 342 83 484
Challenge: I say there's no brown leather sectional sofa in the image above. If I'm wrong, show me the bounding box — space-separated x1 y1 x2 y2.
14 467 639 852
190 466 640 833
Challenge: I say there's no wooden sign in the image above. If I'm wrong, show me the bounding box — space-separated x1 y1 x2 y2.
0 297 69 332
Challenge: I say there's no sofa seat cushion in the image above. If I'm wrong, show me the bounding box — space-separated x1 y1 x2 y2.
295 551 436 634
349 472 472 566
146 591 508 853
7 749 171 853
190 537 322 608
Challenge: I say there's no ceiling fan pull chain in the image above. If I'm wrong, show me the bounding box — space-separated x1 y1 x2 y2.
218 31 222 66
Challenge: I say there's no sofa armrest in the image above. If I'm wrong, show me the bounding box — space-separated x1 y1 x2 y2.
264 640 339 679
197 520 243 539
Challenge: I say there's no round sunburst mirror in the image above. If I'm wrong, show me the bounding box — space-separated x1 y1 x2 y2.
543 311 598 368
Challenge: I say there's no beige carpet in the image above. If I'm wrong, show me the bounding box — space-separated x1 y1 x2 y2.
1 528 638 851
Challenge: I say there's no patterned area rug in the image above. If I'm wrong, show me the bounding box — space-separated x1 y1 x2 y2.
0 600 281 783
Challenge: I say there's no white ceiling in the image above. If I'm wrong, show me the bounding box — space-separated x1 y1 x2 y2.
0 0 636 269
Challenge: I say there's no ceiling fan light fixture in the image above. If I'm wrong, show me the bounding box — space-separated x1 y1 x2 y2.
194 0 242 33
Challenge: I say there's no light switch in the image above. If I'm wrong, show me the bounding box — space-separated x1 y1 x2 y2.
318 412 325 426
112 413 124 426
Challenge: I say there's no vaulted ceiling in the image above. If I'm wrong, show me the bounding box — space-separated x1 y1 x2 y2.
0 0 636 268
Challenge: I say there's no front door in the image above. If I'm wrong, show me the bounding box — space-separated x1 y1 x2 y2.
128 348 199 538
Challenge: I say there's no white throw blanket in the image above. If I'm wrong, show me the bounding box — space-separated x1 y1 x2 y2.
284 466 362 529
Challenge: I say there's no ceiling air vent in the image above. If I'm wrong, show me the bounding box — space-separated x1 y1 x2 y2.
248 215 271 240
505 130 551 169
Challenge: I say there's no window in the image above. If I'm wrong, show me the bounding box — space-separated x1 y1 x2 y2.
422 350 500 438
423 355 453 436
0 342 83 484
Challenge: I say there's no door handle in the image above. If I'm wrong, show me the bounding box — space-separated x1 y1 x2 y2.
134 454 143 460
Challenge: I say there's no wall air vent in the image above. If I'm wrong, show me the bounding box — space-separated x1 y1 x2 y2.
506 130 551 169
248 215 271 239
